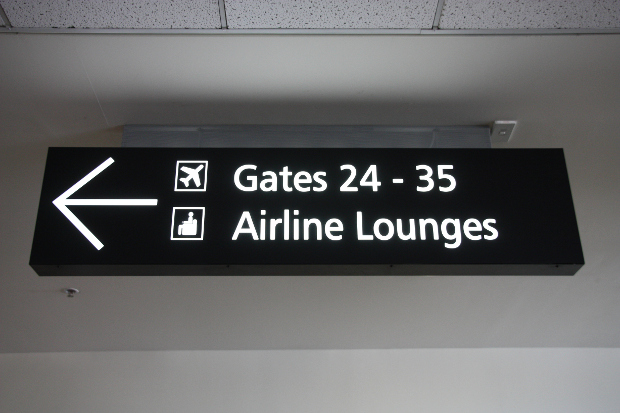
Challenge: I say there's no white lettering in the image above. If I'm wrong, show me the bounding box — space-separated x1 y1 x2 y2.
397 219 416 240
293 210 300 240
279 166 293 192
294 171 312 192
284 209 290 240
303 218 322 240
373 218 394 241
483 219 499 240
463 218 482 240
325 219 343 240
260 210 266 240
270 218 283 240
236 166 327 193
441 218 461 248
233 210 499 247
419 218 439 240
232 211 259 240
313 172 327 191
260 171 278 191
234 165 258 191
357 211 373 240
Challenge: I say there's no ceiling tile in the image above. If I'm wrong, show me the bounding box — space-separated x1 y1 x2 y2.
440 0 620 29
225 0 437 29
0 0 221 29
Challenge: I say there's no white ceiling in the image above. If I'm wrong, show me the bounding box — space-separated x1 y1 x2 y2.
0 0 618 30
0 0 221 29
225 0 437 29
442 0 620 29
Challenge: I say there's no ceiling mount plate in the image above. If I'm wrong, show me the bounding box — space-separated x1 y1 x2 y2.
491 121 517 143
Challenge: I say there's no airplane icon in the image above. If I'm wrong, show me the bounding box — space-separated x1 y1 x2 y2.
175 161 208 192
179 164 204 187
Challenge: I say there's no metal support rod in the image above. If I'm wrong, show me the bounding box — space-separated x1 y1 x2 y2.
432 0 446 30
0 3 12 28
218 0 228 29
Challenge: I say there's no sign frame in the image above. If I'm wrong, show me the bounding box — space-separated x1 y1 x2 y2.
30 147 584 276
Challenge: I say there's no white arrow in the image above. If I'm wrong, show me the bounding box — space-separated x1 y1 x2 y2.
53 157 158 250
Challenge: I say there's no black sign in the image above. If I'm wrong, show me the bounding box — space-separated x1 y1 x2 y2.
30 148 583 276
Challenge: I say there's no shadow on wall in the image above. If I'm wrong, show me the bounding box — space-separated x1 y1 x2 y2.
40 126 124 147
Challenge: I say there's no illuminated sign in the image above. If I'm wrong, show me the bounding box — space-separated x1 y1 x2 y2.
30 148 583 275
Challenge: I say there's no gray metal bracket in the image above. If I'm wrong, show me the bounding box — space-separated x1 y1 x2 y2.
122 125 491 148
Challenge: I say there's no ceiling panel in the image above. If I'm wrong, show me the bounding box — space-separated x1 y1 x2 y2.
0 0 221 29
225 0 438 29
440 0 620 29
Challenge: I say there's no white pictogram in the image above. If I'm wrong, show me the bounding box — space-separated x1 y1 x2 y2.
178 212 197 236
53 157 158 250
180 165 203 187
171 207 205 240
175 161 208 191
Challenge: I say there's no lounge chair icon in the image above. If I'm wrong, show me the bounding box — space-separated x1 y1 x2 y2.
178 212 197 236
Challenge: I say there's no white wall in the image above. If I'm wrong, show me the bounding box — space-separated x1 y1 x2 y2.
2 348 620 413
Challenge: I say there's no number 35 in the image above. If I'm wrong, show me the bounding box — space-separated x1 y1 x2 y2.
416 165 456 192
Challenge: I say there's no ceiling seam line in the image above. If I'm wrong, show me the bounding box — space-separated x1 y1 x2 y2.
218 0 228 29
432 0 446 30
2 28 620 35
0 4 12 28
78 56 110 127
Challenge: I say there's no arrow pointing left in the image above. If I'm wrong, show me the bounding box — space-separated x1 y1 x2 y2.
52 157 158 250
